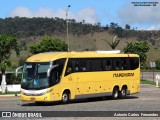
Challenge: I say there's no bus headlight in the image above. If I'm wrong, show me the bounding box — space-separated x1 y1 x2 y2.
21 89 53 96
39 89 53 95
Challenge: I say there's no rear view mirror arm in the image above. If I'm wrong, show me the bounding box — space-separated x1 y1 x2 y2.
47 64 59 77
15 66 23 77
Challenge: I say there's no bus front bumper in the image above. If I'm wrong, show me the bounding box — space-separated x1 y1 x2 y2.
20 92 61 102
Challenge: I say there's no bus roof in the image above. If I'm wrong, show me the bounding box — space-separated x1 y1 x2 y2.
26 51 139 62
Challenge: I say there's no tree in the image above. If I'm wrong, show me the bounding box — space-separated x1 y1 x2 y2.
103 24 109 30
123 41 150 66
155 59 160 70
115 27 124 38
125 24 130 30
30 35 68 54
110 22 118 30
19 40 27 50
105 36 120 50
109 23 124 37
0 35 19 93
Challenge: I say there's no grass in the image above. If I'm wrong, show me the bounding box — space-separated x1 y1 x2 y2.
141 79 156 86
0 91 20 95
146 46 160 63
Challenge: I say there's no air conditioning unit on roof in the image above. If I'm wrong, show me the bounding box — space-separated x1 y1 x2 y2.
96 50 121 54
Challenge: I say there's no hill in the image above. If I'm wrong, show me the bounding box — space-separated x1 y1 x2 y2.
0 17 159 69
10 31 160 69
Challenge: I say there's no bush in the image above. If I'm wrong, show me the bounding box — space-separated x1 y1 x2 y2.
155 59 160 70
0 73 21 84
30 35 68 54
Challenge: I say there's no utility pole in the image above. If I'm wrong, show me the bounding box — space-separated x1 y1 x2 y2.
66 5 71 51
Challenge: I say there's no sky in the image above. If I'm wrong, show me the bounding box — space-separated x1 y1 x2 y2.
0 0 160 30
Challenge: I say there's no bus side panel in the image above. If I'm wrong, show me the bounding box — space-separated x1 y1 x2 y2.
49 84 62 101
93 72 109 93
130 68 140 94
73 72 109 96
74 72 95 95
60 73 78 100
110 69 140 94
59 68 140 100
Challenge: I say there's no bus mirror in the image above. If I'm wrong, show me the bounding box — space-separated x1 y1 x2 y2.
15 66 23 77
47 64 59 77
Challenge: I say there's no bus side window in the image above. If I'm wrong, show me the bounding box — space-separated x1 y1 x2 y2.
50 68 58 85
52 58 66 82
122 58 129 70
65 59 73 76
79 59 91 72
113 59 122 70
80 59 86 71
106 59 112 70
70 59 80 72
65 58 80 76
91 59 103 71
129 57 139 70
86 59 91 72
74 59 79 72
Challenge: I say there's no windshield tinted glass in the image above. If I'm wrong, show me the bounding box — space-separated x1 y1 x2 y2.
21 62 50 90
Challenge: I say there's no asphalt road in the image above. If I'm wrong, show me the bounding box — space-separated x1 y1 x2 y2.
0 84 160 120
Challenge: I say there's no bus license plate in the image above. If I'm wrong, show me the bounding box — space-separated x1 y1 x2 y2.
30 97 35 101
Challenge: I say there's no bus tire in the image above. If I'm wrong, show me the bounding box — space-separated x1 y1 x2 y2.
120 87 127 99
112 87 119 100
62 91 70 104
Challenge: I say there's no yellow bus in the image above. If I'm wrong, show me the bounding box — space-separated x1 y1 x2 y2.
16 51 140 104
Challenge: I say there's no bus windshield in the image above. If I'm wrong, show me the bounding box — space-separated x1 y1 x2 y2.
21 62 50 90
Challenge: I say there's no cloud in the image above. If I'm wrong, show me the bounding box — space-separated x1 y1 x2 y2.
76 7 98 24
8 6 98 24
147 25 160 30
9 6 33 18
118 2 160 30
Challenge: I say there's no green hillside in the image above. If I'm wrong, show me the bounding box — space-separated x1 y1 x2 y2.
9 31 160 69
0 17 159 70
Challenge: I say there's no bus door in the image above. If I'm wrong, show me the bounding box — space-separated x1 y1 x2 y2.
65 58 90 95
64 59 79 96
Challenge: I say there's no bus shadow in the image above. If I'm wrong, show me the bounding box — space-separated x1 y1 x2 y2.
21 96 138 106
21 101 61 106
69 96 138 104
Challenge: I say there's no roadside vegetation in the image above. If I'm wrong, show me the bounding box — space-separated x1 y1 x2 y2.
0 91 20 95
0 17 160 70
123 41 150 66
104 35 120 50
30 35 67 54
141 79 156 86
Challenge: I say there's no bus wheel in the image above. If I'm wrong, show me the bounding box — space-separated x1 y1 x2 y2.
62 92 70 104
112 88 119 100
120 87 127 99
